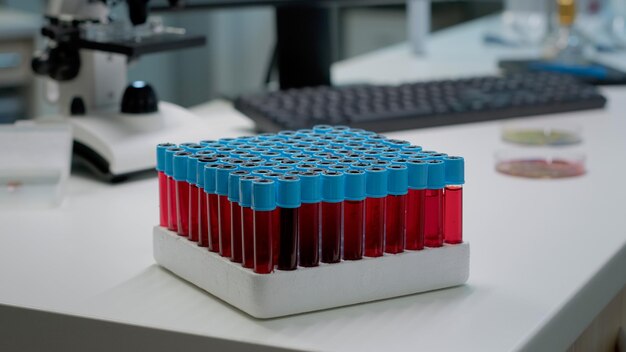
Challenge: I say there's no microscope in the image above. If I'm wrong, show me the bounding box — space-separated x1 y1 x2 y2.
32 0 208 182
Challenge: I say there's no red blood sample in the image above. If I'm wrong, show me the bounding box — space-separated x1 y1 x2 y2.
364 197 385 257
272 210 280 265
218 195 232 257
299 202 320 267
158 172 168 227
385 194 406 254
254 209 275 274
167 177 178 232
230 202 243 263
343 200 364 260
424 189 444 247
188 184 200 242
321 201 342 263
406 189 425 250
176 180 190 237
208 193 220 252
198 191 209 247
444 185 463 244
278 207 298 270
242 206 255 268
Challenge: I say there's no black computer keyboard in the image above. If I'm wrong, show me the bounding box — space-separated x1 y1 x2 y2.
234 72 607 132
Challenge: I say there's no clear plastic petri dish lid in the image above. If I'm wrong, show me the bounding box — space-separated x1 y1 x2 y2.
501 122 582 146
495 149 586 179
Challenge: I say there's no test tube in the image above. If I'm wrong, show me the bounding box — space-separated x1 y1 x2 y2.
321 170 345 263
239 175 259 268
385 164 408 254
165 147 184 232
196 157 217 247
343 169 366 260
252 179 276 274
443 156 465 244
216 164 238 257
203 163 220 252
406 160 428 250
173 151 192 237
296 171 321 267
156 143 175 227
424 160 445 247
276 175 301 270
229 170 249 263
364 167 388 257
186 154 203 242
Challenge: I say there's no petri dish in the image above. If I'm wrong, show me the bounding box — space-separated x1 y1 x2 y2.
495 150 586 179
501 123 582 146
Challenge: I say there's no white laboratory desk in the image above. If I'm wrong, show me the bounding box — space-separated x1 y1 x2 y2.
2 15 626 352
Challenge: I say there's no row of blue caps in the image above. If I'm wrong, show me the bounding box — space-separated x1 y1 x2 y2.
156 126 464 211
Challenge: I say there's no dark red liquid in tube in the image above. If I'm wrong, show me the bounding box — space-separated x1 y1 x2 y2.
158 172 168 227
188 185 200 242
385 194 406 254
208 194 220 252
343 200 364 260
321 202 342 263
242 206 254 268
299 202 320 267
176 180 190 237
218 195 232 257
406 189 425 250
277 207 298 270
364 197 385 257
199 191 209 247
230 202 243 263
167 177 178 232
254 209 275 274
424 189 444 247
444 186 463 244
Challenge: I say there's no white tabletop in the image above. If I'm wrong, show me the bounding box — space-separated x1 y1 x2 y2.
2 15 626 352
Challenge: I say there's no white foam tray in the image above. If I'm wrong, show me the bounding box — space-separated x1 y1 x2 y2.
153 226 470 318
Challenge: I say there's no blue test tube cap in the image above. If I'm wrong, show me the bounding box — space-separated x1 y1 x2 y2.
313 125 334 134
351 161 371 171
239 175 259 207
228 170 249 202
173 151 192 181
164 147 184 176
444 156 465 185
203 163 220 193
252 168 272 178
240 162 260 173
365 166 388 198
426 160 445 189
321 170 345 203
403 145 423 152
218 137 237 145
216 164 238 196
407 160 428 190
199 140 220 148
386 164 408 196
299 171 322 203
273 165 294 173
252 179 276 211
277 175 301 208
344 169 366 201
179 142 200 150
431 153 448 160
156 143 175 171
186 154 204 184
196 157 218 187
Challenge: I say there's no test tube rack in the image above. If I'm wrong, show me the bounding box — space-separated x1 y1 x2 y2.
153 226 469 318
153 125 469 318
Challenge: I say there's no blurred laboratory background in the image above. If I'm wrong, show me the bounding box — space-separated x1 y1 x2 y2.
0 0 505 122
